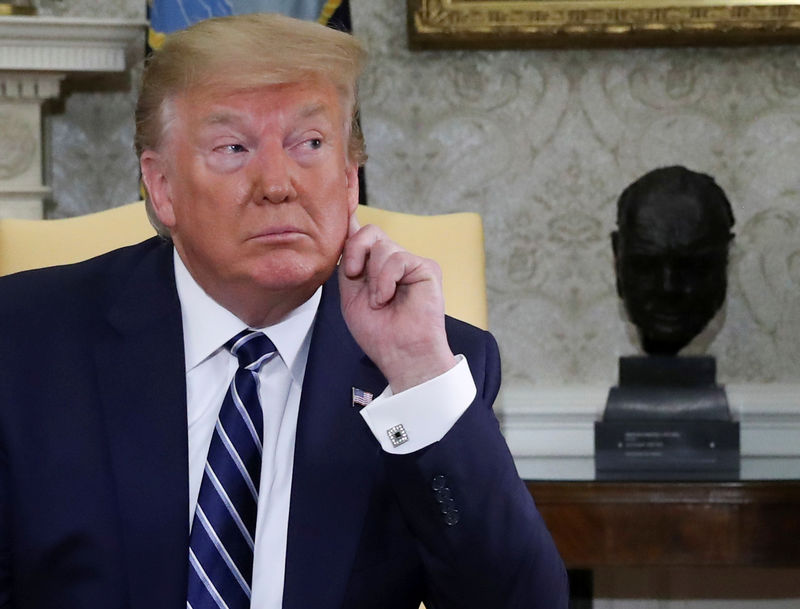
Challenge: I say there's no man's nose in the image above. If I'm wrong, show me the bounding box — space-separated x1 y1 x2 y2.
254 146 297 203
660 264 687 294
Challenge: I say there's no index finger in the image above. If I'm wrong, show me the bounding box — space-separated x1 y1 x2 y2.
348 210 361 238
342 210 369 277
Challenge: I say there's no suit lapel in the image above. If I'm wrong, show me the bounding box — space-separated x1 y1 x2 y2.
92 239 189 609
283 273 387 609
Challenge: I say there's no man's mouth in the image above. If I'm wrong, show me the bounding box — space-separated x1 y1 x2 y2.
248 226 305 242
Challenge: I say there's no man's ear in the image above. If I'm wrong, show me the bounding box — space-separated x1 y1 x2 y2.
140 150 176 229
611 230 623 298
345 162 360 215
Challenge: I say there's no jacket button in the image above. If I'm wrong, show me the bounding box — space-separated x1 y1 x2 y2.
443 508 460 526
431 475 447 491
439 497 456 514
434 487 452 503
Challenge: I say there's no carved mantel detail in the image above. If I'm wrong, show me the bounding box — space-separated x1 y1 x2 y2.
0 16 145 218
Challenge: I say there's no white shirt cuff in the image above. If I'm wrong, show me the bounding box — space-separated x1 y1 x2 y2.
358 355 476 454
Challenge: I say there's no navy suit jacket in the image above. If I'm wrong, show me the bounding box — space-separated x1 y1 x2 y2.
0 237 567 609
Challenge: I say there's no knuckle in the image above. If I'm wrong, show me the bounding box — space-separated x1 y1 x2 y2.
418 256 441 275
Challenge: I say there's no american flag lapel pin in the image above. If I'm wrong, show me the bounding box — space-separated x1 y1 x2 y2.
352 387 374 408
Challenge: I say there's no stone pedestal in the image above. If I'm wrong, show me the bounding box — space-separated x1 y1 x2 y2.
0 16 145 218
595 356 740 480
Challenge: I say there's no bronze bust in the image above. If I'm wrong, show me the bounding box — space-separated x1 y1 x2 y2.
612 166 735 355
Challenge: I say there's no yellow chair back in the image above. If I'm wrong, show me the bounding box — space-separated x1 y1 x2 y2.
0 201 487 328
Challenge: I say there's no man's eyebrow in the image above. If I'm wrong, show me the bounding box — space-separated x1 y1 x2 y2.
296 101 332 121
199 102 331 127
201 111 245 127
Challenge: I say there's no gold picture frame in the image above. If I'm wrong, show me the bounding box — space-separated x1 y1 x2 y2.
0 2 36 16
408 0 800 48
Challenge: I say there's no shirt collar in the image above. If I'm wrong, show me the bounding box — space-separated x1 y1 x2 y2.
173 249 321 381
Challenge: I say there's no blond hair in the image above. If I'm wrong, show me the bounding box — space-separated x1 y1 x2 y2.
135 13 367 236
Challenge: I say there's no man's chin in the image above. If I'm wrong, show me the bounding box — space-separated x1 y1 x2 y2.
634 311 706 337
638 325 703 354
248 258 336 293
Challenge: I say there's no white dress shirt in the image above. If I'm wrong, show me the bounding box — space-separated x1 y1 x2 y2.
174 251 476 608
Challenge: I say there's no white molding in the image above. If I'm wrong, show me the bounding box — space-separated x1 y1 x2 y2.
0 72 63 101
499 383 605 458
499 382 800 479
0 186 51 219
0 16 146 73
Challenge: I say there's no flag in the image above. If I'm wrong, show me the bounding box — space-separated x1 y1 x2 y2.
351 387 374 408
148 0 351 49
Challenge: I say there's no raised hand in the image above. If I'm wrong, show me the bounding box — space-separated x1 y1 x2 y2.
338 213 457 393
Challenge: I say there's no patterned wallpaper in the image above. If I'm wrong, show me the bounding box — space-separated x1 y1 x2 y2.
352 0 800 387
44 0 799 387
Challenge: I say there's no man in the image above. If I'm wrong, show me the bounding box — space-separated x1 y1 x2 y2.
612 166 735 355
0 13 567 609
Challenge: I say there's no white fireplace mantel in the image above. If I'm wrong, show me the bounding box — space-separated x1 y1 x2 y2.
0 16 146 218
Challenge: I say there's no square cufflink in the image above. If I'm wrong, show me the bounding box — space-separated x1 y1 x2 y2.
387 424 409 447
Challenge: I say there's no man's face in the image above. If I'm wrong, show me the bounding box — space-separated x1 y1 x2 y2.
141 80 359 324
613 195 731 355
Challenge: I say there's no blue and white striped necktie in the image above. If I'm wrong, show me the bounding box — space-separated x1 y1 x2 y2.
187 329 277 609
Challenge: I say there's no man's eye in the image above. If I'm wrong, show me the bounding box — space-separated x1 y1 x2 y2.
217 144 246 153
626 255 656 271
308 138 322 150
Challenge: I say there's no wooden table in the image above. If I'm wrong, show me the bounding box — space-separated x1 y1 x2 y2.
526 479 800 606
528 480 800 568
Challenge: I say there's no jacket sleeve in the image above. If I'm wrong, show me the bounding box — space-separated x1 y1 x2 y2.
382 328 569 609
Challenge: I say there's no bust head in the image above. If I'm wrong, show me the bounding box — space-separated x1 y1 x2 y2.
612 166 735 355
